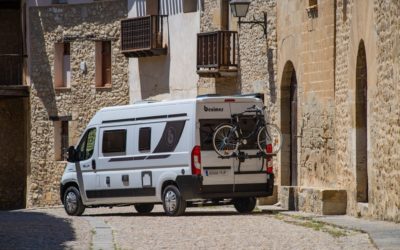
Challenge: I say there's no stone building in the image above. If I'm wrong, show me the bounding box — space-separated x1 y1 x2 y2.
197 0 399 222
124 0 200 102
0 0 129 209
275 0 399 223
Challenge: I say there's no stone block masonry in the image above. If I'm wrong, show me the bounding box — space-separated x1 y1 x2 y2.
27 0 129 207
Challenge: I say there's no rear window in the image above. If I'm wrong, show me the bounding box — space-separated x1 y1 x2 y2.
102 129 127 156
199 117 259 151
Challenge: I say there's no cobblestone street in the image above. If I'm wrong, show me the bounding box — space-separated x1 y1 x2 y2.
0 206 378 250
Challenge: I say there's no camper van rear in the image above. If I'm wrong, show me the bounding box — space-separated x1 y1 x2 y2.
60 97 275 216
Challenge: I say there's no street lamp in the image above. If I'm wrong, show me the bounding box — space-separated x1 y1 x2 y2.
230 0 267 37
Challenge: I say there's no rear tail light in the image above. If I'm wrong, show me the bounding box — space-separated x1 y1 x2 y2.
224 98 236 102
191 145 202 175
266 144 273 174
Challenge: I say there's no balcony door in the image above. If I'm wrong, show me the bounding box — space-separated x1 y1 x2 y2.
0 0 23 86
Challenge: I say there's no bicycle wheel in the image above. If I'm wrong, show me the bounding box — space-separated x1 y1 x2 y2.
212 124 239 157
257 124 283 154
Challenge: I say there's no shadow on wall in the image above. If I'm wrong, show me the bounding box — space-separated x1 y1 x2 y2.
139 52 171 99
30 9 58 118
268 48 277 104
0 211 76 250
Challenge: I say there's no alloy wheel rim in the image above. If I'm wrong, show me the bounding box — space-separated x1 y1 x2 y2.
165 190 177 212
66 192 78 213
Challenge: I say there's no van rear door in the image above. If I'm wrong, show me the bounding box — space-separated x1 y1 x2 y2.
229 100 268 192
197 100 235 193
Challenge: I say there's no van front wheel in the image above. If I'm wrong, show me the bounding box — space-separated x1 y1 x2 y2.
162 185 186 216
233 197 257 213
63 186 85 216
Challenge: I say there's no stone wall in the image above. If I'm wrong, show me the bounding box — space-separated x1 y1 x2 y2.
335 0 400 222
27 0 129 207
0 98 28 209
277 0 336 188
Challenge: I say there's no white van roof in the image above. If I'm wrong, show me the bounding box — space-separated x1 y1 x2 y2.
87 96 262 126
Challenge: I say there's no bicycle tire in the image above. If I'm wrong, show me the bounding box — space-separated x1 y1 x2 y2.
212 124 239 157
257 124 283 154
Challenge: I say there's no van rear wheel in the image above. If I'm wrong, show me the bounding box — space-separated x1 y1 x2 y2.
134 204 154 214
233 197 257 213
162 185 186 216
63 186 85 216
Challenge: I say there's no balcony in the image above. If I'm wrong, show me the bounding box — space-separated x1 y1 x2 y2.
121 15 168 57
0 54 29 97
197 31 238 77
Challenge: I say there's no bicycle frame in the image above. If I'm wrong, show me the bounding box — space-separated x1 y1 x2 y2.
231 109 265 143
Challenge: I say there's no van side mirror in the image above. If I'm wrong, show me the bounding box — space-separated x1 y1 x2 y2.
67 146 77 163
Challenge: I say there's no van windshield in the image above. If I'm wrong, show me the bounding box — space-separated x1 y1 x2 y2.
77 128 96 161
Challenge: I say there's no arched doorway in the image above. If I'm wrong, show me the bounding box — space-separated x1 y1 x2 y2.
355 40 368 203
281 61 298 186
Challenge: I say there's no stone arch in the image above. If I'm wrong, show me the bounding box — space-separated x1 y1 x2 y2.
355 40 368 203
280 61 298 186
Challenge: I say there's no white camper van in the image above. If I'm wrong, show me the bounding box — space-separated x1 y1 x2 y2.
60 96 275 216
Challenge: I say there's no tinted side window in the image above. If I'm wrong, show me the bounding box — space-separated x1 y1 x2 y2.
199 119 230 151
139 127 151 152
102 129 127 156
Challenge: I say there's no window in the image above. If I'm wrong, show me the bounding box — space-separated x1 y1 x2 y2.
199 119 230 151
183 0 197 13
146 0 159 15
199 118 259 151
52 0 68 4
95 41 112 88
307 0 318 18
54 42 71 88
102 130 126 156
55 121 69 161
77 128 97 161
139 127 151 152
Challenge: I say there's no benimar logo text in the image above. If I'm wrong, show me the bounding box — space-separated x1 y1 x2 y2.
204 106 224 112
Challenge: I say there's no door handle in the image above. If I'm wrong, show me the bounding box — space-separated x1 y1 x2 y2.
106 176 110 186
82 164 90 168
92 159 96 170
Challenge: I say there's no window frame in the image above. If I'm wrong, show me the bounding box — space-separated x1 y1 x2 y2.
138 127 152 152
101 129 127 156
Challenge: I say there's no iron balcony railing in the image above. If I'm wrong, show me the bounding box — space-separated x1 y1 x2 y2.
197 31 238 72
0 54 23 85
121 15 168 57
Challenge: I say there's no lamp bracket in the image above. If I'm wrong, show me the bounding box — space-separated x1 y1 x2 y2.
238 12 268 37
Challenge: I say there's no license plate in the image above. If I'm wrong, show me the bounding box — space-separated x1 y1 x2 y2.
206 169 228 176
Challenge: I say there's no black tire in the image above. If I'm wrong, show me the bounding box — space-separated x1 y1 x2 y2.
63 186 85 216
162 185 186 216
233 197 257 213
134 204 154 214
212 124 239 157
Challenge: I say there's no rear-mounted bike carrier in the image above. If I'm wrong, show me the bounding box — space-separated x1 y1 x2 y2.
218 151 277 162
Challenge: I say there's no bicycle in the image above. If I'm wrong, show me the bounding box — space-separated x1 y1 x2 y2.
212 105 282 158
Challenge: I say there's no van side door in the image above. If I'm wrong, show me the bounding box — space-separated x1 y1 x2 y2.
76 128 97 199
94 126 137 203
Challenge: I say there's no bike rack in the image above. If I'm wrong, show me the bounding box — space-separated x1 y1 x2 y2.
218 151 277 162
